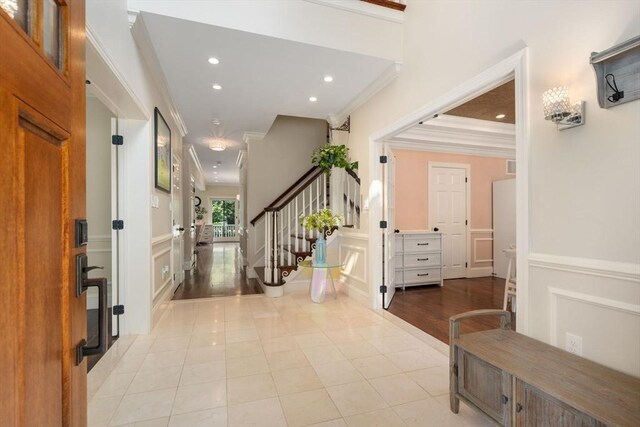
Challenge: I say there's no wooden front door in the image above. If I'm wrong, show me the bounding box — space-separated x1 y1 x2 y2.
0 1 87 426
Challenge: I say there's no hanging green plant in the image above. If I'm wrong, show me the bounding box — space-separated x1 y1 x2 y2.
311 144 358 174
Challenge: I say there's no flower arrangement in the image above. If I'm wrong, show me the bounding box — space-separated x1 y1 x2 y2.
300 209 343 232
311 144 358 174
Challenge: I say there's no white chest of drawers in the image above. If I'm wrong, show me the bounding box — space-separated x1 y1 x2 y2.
394 231 443 289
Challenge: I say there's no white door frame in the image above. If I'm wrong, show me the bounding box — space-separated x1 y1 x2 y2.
427 162 471 279
368 48 530 335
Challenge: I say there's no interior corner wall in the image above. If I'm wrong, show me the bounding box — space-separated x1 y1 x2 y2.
246 115 327 221
86 0 184 334
348 0 640 375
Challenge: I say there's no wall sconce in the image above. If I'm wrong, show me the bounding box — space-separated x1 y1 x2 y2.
542 86 585 130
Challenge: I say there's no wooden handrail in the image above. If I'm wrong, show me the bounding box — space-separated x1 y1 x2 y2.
250 166 322 225
272 167 324 210
345 168 360 185
361 0 406 12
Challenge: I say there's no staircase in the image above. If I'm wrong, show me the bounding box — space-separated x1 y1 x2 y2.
249 166 360 291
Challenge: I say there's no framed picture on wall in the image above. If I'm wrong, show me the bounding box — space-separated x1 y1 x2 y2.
154 107 171 193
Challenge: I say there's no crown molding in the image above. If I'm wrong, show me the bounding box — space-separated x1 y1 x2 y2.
303 0 404 24
127 9 139 28
85 23 148 120
236 150 247 168
387 114 515 158
187 145 206 191
130 14 188 137
243 131 266 144
328 62 402 127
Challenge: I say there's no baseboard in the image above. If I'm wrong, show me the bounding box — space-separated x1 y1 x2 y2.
247 267 258 279
338 280 370 306
284 279 309 293
466 267 494 278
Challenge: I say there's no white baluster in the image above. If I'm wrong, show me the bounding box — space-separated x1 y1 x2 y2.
316 176 320 213
295 195 299 252
323 173 327 209
264 213 270 282
279 210 284 268
287 204 292 266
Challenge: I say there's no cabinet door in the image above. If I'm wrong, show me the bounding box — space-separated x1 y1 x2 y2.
458 350 512 426
515 380 605 427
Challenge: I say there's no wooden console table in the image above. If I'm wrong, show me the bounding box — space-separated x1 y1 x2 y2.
449 310 640 426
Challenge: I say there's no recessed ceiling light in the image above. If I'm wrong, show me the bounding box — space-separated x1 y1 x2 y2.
208 57 219 65
496 114 506 119
212 118 221 125
324 76 333 82
309 96 318 102
212 84 222 90
212 165 217 168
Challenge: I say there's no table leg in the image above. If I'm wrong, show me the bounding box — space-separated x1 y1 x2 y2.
328 269 337 300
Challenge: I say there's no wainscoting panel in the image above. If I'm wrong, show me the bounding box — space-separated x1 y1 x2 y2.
529 252 640 376
338 232 369 305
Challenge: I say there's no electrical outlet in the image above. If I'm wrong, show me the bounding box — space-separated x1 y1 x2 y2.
565 332 583 356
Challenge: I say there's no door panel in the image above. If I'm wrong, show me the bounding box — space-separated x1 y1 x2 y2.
23 121 65 427
429 165 468 279
383 146 395 308
0 1 87 425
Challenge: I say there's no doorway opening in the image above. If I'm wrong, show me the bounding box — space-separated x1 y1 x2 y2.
370 49 529 341
85 92 122 370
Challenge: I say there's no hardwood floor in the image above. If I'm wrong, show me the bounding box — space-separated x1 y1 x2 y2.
388 276 515 344
172 242 263 300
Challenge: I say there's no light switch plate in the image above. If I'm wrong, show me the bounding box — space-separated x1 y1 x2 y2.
151 195 159 208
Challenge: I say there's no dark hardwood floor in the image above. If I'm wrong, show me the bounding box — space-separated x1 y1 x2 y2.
388 276 515 344
172 242 263 300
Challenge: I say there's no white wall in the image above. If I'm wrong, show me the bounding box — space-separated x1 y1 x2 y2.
86 0 185 334
347 0 640 375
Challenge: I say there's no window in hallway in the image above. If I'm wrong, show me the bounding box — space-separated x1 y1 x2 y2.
211 198 238 240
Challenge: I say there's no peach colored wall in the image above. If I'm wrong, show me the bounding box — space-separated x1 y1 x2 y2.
394 149 511 230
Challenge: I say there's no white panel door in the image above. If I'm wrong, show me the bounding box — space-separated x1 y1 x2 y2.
429 165 468 279
383 146 396 308
172 155 183 289
492 179 516 279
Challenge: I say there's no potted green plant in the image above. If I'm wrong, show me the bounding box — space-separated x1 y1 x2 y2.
311 144 358 174
300 208 343 265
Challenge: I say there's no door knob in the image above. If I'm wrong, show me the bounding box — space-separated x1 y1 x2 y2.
83 265 104 274
433 227 439 232
178 227 185 231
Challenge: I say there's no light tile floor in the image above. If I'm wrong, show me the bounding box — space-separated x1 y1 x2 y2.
88 292 491 427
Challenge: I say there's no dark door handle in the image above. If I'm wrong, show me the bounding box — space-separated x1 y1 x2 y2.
501 395 509 404
76 277 108 365
417 273 430 277
178 227 185 231
516 403 523 413
84 265 103 274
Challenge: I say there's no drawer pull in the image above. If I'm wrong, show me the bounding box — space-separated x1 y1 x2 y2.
417 273 430 277
417 258 429 261
516 403 523 413
501 395 509 405
417 243 430 246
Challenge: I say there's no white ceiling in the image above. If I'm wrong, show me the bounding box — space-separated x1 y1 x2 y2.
138 12 396 184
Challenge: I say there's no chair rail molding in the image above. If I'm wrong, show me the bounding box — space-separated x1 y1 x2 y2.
548 286 640 347
529 252 640 283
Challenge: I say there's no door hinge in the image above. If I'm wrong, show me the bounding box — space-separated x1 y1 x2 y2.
112 220 124 230
113 305 125 315
112 135 124 145
379 155 388 164
465 220 468 225
380 285 387 293
380 221 388 229
453 364 458 376
465 262 468 268
465 177 468 183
